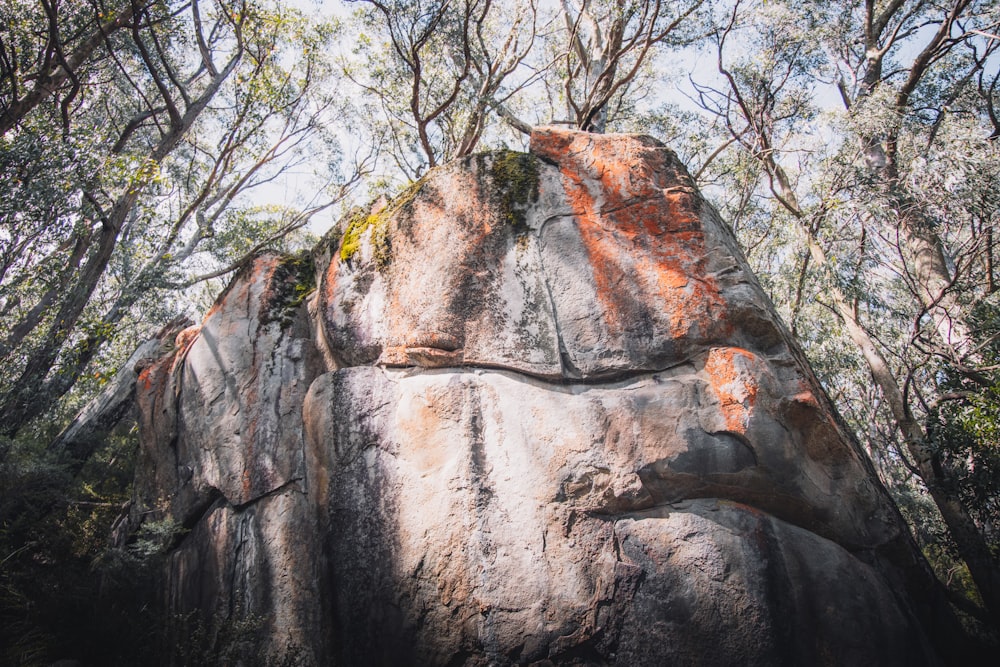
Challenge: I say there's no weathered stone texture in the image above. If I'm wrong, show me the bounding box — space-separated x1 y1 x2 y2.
130 128 956 665
132 252 323 662
303 367 935 665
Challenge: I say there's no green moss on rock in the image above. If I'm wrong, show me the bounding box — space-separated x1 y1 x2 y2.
488 150 539 229
339 176 429 268
262 250 316 328
339 210 383 263
337 152 537 269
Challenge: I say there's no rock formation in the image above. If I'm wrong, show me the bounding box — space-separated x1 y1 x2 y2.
128 128 962 665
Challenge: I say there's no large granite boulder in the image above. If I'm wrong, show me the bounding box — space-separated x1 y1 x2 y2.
129 128 961 665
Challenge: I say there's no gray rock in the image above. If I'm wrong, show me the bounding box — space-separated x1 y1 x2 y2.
130 128 957 665
131 252 323 661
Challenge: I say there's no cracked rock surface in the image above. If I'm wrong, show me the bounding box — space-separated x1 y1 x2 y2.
132 128 952 665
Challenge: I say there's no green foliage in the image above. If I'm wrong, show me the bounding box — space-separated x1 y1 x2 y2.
0 425 164 665
927 302 1000 544
129 517 186 561
167 609 308 667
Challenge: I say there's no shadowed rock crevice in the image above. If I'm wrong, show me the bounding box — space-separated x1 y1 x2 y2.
126 127 969 665
666 428 758 475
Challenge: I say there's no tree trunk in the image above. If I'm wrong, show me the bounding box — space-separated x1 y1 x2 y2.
769 148 999 623
834 281 1000 623
890 186 976 362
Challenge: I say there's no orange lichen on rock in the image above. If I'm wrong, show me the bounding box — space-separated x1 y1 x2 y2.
531 128 728 342
137 354 171 396
704 347 761 433
322 253 340 318
790 389 821 410
203 255 275 324
170 325 202 373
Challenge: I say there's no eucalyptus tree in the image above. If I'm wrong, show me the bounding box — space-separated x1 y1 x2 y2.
341 0 715 182
341 0 541 180
688 0 1000 621
552 0 710 132
0 0 355 440
0 0 144 135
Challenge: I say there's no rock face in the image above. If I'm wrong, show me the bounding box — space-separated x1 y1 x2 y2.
131 128 955 665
